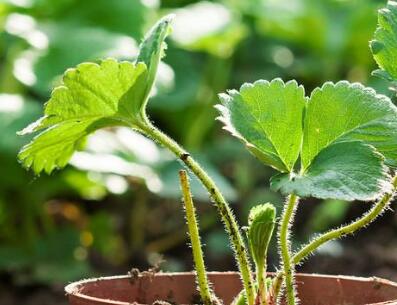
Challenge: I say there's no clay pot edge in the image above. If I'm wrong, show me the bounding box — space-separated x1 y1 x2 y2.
65 272 397 305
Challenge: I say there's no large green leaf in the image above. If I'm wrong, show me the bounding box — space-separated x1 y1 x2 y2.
302 81 397 169
371 1 397 81
216 79 306 172
271 142 390 201
18 16 173 174
219 79 396 201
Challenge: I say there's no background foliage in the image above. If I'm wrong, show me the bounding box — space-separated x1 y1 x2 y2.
1 0 397 303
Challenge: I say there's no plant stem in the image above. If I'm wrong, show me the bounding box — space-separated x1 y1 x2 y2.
278 194 299 305
179 170 216 305
257 262 268 305
294 194 395 263
272 174 397 301
139 122 255 305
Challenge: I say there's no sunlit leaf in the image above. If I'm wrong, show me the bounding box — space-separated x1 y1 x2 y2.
18 15 174 174
217 78 306 172
302 81 397 169
220 79 396 200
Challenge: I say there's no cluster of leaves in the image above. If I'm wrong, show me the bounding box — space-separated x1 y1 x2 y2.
217 79 397 201
14 3 397 305
1 0 395 288
17 12 172 174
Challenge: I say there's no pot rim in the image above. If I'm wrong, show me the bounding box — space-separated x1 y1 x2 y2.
65 272 397 305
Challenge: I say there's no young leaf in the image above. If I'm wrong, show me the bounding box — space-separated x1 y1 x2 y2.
17 15 174 174
216 79 306 172
247 203 276 269
137 14 174 107
17 60 147 174
371 1 397 81
271 142 390 201
302 81 397 169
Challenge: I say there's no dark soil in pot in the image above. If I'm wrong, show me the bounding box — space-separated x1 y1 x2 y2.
65 272 397 305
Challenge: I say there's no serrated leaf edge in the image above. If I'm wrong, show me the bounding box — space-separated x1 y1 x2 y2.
215 78 306 173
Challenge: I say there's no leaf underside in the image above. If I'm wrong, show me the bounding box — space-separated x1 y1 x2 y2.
18 59 147 174
18 15 173 174
271 142 390 201
218 80 397 201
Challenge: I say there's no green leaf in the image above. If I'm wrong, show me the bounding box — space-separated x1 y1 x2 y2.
220 78 396 201
247 203 275 269
17 59 146 174
136 14 174 106
302 81 397 169
216 79 306 172
18 15 174 174
20 59 147 134
371 1 397 81
271 142 390 201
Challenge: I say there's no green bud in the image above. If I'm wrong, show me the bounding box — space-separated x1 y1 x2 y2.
247 203 276 269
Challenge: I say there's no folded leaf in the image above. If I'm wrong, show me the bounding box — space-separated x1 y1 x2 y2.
137 14 174 108
216 79 306 172
271 142 390 201
18 15 174 174
371 1 397 81
247 203 275 269
302 81 397 169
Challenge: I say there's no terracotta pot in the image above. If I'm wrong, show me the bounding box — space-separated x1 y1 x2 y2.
65 272 397 305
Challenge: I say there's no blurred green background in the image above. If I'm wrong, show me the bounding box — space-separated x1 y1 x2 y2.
1 0 397 304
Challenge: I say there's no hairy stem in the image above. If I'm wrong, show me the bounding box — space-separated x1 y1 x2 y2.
139 122 255 305
272 175 397 301
257 262 268 305
278 194 299 305
179 170 216 305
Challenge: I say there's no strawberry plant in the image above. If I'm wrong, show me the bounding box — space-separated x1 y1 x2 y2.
17 2 397 305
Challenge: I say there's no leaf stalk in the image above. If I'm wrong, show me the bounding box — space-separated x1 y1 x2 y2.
272 174 397 302
179 170 218 305
278 194 299 305
140 122 255 305
257 262 268 305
